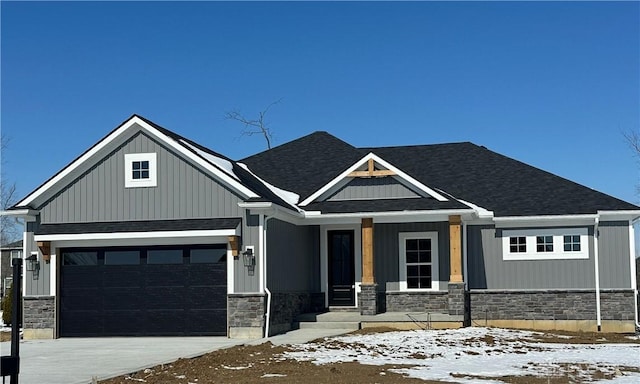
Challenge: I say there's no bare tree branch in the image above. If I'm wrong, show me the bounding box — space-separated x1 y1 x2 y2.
623 129 640 198
623 129 640 157
1 134 21 245
225 98 282 149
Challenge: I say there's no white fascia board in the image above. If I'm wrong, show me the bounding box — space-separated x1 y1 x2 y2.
238 201 274 209
134 119 258 199
16 117 146 207
369 154 448 201
494 214 598 228
597 210 640 221
34 228 238 242
452 198 494 219
0 209 39 221
236 163 300 209
238 201 304 225
301 209 475 225
299 152 448 206
16 116 257 207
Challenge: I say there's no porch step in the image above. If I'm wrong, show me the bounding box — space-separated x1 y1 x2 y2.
297 321 361 331
328 306 360 312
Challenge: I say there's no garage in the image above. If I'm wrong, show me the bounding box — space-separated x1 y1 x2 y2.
60 244 227 337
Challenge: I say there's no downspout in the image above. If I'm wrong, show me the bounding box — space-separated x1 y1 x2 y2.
261 215 275 338
594 217 602 332
630 218 639 329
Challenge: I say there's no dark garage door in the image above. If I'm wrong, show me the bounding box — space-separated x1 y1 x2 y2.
60 245 227 337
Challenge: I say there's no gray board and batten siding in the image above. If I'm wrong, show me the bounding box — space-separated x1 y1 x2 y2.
29 128 261 295
597 221 631 289
24 221 51 297
466 223 631 291
326 177 421 201
38 131 247 223
374 222 450 292
266 219 321 292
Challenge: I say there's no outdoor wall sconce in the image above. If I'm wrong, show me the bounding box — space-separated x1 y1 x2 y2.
26 252 40 272
242 247 255 276
242 248 255 268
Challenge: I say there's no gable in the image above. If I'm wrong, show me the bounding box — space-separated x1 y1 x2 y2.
37 131 247 224
15 115 258 211
300 152 448 206
326 177 422 201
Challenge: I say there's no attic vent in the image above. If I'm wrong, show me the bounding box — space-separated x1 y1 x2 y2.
348 158 396 178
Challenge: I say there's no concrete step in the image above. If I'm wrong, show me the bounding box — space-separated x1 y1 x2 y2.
297 321 360 331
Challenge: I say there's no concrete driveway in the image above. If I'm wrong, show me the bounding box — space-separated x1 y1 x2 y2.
0 337 245 384
0 328 351 384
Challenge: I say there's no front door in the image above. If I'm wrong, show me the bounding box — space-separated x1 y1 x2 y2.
328 230 355 306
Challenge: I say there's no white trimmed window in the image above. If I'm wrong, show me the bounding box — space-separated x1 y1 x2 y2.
502 228 588 260
399 232 439 291
124 153 157 188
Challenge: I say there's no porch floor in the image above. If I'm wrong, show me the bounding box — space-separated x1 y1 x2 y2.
296 311 465 330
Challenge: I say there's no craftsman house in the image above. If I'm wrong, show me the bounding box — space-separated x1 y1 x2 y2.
3 115 639 339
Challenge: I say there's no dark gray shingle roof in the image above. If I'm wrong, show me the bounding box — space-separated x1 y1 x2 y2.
36 218 241 235
242 132 639 216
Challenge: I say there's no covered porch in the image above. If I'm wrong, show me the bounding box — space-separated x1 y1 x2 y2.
313 213 469 320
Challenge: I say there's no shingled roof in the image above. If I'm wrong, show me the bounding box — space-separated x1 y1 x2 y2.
242 132 638 217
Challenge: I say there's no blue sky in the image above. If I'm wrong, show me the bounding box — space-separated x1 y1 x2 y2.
1 1 639 207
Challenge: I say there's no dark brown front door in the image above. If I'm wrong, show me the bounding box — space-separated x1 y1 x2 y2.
328 230 355 306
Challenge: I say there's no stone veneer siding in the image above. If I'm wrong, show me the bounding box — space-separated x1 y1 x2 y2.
227 293 265 329
447 283 467 317
359 284 378 315
23 296 55 329
469 290 635 321
386 291 448 312
269 291 324 336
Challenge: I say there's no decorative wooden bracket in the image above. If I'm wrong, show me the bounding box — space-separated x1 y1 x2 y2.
37 241 51 263
228 235 240 257
348 158 396 178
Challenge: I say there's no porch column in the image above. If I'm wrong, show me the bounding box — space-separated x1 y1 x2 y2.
449 215 463 283
362 218 374 284
360 217 378 315
448 215 467 319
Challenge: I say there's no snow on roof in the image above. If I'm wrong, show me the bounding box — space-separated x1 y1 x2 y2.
237 163 300 210
180 139 239 181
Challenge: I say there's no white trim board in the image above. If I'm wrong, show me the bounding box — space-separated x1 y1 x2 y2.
35 228 237 242
16 115 258 207
300 152 448 206
398 231 443 291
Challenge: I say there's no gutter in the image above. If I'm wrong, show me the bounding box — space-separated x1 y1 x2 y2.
0 209 38 221
594 217 602 332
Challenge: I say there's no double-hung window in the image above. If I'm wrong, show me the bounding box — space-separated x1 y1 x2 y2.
399 232 439 290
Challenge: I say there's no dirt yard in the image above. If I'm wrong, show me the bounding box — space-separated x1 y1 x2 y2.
100 327 640 384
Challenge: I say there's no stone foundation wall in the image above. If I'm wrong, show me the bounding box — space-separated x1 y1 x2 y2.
469 289 635 321
23 296 54 329
227 293 265 339
23 296 55 339
269 291 324 336
385 291 448 312
448 282 468 318
359 284 378 315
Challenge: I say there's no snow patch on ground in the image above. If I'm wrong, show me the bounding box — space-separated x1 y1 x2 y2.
285 327 640 383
